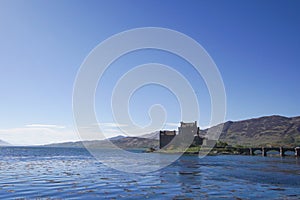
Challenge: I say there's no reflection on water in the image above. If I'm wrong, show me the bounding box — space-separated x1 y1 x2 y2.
0 147 299 199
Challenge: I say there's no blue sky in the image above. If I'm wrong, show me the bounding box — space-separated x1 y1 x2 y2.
0 0 300 145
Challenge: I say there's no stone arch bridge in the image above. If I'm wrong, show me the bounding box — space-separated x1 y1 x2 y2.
235 147 300 157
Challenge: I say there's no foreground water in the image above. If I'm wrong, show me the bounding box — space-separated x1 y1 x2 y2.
0 147 299 199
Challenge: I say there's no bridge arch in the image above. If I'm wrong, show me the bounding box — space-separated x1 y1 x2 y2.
252 148 262 155
263 148 280 156
283 150 295 156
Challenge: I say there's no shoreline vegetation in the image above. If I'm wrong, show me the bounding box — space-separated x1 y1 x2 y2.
149 141 300 157
153 147 299 157
154 146 248 156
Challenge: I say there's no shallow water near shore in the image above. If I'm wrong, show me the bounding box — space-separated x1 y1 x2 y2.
0 146 300 199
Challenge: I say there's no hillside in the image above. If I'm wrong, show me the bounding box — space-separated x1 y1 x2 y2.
140 131 160 140
203 115 300 147
45 137 158 149
0 139 11 146
45 115 300 149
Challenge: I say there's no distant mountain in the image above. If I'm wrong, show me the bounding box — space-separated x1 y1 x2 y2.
203 115 300 147
45 141 86 148
45 137 158 149
108 135 126 141
111 137 158 149
0 139 11 146
140 131 160 140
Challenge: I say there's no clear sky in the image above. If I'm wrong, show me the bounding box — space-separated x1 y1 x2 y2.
0 0 300 145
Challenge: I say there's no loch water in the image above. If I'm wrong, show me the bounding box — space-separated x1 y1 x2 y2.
0 147 300 199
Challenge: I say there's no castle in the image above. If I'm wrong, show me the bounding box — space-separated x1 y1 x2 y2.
159 121 204 149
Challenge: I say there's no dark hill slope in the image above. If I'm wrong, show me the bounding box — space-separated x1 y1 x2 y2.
203 115 300 147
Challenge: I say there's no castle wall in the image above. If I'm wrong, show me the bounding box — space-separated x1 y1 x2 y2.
159 130 176 149
159 121 204 149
